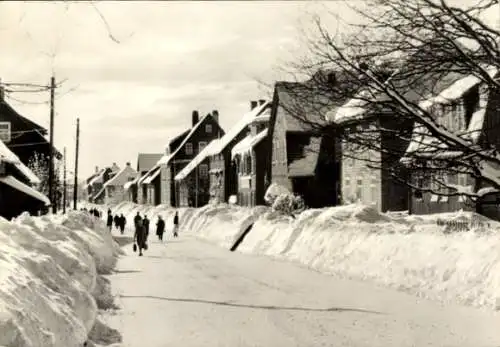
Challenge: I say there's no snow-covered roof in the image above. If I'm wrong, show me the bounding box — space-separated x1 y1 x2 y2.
157 113 214 167
0 175 50 205
0 140 40 185
124 181 134 190
231 129 268 158
174 139 220 181
137 153 162 172
209 101 270 156
139 166 160 185
103 165 138 187
86 169 105 187
326 89 371 124
143 166 161 185
401 71 494 164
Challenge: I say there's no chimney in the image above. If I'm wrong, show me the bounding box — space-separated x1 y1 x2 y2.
126 162 131 167
212 110 219 123
250 101 258 110
192 110 199 126
95 166 99 173
258 99 266 106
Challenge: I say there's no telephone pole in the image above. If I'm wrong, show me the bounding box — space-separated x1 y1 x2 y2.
63 147 67 214
73 118 80 210
48 76 56 213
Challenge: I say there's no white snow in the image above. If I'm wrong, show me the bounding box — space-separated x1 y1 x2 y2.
0 211 122 347
231 129 268 158
100 201 500 312
0 175 50 205
0 139 41 185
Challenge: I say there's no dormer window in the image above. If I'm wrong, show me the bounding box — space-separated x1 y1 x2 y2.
206 124 212 133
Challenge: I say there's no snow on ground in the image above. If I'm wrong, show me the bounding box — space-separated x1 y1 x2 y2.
104 231 500 347
102 201 500 312
0 211 122 347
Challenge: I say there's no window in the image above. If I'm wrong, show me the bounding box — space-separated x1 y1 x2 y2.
0 122 11 143
357 179 362 187
199 164 208 177
185 143 193 155
458 173 468 186
245 154 252 175
205 124 212 133
198 141 207 153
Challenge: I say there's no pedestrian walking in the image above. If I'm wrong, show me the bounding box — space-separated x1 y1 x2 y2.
173 211 179 238
134 222 147 256
113 214 120 230
106 210 113 232
143 215 150 238
156 215 165 241
119 214 126 234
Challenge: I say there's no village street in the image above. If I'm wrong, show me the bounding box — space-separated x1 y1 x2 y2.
104 232 500 347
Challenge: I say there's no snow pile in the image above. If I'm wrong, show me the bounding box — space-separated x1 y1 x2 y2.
0 211 122 347
187 202 500 311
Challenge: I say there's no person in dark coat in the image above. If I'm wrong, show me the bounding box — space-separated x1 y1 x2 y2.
134 212 142 228
173 211 179 238
119 214 126 234
134 222 147 256
114 215 120 230
156 216 165 241
143 215 150 242
106 211 113 231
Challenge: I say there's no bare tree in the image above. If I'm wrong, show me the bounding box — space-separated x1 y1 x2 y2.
28 152 63 202
281 0 500 205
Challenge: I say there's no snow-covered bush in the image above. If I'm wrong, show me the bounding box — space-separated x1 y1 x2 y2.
272 193 305 216
264 183 305 216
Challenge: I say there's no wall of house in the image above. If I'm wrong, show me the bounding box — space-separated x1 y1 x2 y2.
270 112 291 190
341 140 382 209
160 165 170 206
209 154 225 203
236 149 257 207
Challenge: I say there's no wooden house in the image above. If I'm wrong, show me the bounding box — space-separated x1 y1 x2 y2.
157 110 224 207
0 90 61 165
86 163 119 204
267 77 341 208
0 139 50 219
231 108 271 206
401 68 500 218
208 101 270 204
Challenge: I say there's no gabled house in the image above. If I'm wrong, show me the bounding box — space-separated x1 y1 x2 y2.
267 75 341 208
401 67 500 218
86 163 120 204
125 153 162 204
0 139 50 219
157 110 224 207
102 162 137 204
231 108 271 206
0 88 61 165
208 100 270 204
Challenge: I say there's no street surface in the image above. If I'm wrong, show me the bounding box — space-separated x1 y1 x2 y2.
104 232 500 347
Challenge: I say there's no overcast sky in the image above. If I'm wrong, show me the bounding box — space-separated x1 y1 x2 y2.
0 1 495 179
0 1 347 179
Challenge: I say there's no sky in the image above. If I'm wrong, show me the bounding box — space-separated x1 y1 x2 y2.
0 0 352 179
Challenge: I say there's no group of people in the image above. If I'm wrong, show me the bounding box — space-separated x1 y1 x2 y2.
106 210 127 234
86 208 102 218
132 211 180 256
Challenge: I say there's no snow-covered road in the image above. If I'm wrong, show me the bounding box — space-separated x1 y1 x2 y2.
105 233 500 347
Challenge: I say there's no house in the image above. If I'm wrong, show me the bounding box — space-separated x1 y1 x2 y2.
208 100 270 204
401 67 500 218
267 74 342 208
102 162 137 204
0 139 50 219
0 88 61 165
86 163 120 204
156 110 224 207
231 108 271 206
124 153 162 204
174 139 220 207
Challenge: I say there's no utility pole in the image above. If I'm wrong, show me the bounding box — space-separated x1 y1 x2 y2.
73 118 80 210
48 76 56 214
63 147 67 214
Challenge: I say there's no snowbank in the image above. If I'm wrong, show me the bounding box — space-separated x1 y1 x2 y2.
0 211 122 347
184 203 500 311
